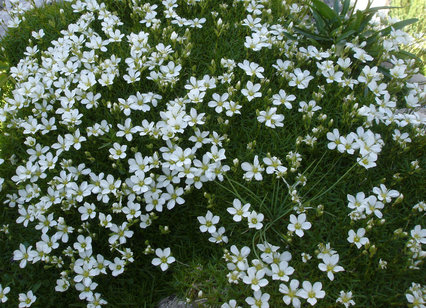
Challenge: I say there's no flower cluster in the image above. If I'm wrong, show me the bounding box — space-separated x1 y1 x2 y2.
0 0 425 306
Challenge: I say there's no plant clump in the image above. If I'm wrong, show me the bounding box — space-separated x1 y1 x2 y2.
0 0 424 307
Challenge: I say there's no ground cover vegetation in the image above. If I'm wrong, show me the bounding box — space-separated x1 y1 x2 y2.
390 0 425 75
0 0 425 307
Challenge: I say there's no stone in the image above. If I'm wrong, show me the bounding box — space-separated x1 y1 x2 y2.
409 74 426 88
157 295 204 308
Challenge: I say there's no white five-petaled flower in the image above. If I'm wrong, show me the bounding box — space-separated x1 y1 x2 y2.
245 290 270 308
18 290 37 308
241 81 262 102
257 107 284 128
13 243 37 268
289 68 314 89
272 89 296 109
198 210 220 233
271 261 295 282
109 257 126 276
0 284 10 303
227 198 251 222
243 267 269 291
238 60 265 79
241 155 264 181
327 128 341 150
109 143 127 160
336 290 356 307
298 281 325 306
372 184 399 204
247 211 264 230
287 213 311 237
152 247 175 271
347 228 369 248
279 279 302 308
318 254 345 281
411 225 426 244
230 245 251 271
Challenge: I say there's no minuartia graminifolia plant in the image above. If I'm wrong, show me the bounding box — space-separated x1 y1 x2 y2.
0 0 424 306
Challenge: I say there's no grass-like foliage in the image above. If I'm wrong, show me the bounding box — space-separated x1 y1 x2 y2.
390 0 426 75
0 0 425 307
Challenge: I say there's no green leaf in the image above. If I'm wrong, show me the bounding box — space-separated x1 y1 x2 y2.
365 33 379 46
380 18 418 36
341 0 351 17
282 31 297 41
311 0 339 21
333 0 340 14
358 12 376 33
293 27 331 42
0 61 9 71
364 6 398 14
98 142 112 149
312 9 326 34
346 10 364 32
394 50 422 62
378 66 392 79
32 281 42 292
0 74 8 87
336 29 356 43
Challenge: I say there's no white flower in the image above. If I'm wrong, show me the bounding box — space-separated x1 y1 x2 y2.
372 184 399 204
318 254 344 281
347 228 369 248
257 107 284 128
221 299 241 308
287 214 311 237
336 291 355 307
18 290 37 308
238 60 265 79
241 81 262 102
289 68 314 89
74 235 93 252
271 89 296 109
411 225 426 244
116 118 138 141
109 222 134 245
271 261 294 281
301 253 312 263
109 143 127 160
198 210 220 233
298 281 325 306
55 278 70 292
227 198 251 222
13 244 37 268
326 128 341 150
279 279 302 308
75 280 98 301
245 290 270 308
0 284 10 303
109 257 126 276
347 192 367 212
230 245 251 271
241 155 264 181
247 211 264 230
197 211 220 233
152 248 175 271
357 153 377 169
243 267 269 291
78 202 97 221
209 227 228 244
378 259 388 270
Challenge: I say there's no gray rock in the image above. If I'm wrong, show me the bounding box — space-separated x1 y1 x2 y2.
409 73 426 88
157 296 203 308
